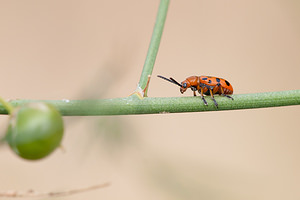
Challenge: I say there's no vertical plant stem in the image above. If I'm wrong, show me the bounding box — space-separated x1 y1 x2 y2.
138 0 170 96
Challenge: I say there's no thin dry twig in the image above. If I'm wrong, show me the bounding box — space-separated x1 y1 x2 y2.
0 182 110 198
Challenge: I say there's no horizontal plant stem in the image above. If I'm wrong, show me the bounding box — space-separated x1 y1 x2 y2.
0 90 299 116
0 97 14 114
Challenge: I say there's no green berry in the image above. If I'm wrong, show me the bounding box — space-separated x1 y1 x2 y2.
6 102 64 160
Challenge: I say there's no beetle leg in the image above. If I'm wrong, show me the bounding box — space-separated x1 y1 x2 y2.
199 88 208 106
220 87 234 100
223 94 234 100
191 86 197 96
209 88 218 108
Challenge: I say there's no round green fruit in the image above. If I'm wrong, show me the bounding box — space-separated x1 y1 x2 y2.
6 102 64 160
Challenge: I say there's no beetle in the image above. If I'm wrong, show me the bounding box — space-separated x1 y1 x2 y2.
157 75 234 107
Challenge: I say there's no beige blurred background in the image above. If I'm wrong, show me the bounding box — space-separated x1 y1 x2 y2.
0 0 300 199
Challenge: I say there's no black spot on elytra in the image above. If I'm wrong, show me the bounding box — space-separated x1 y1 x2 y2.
208 80 212 84
202 77 207 80
225 80 230 86
216 78 220 82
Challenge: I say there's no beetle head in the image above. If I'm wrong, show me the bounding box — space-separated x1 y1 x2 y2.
179 80 190 94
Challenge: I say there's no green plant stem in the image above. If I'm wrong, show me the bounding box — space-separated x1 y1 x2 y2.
138 0 169 95
1 3 298 116
1 90 299 116
0 97 14 114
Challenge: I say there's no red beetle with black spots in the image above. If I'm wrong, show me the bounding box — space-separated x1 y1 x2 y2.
157 75 234 107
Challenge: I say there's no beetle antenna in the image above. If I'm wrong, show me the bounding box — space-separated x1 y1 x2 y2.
157 75 182 87
169 77 182 87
